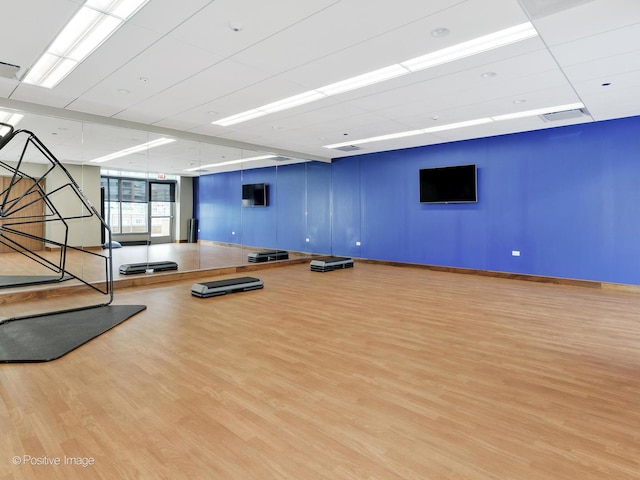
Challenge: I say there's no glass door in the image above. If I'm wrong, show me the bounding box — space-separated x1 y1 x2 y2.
149 181 175 244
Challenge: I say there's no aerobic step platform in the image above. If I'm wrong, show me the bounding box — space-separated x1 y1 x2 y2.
247 250 289 263
191 276 264 298
119 261 178 275
310 257 354 272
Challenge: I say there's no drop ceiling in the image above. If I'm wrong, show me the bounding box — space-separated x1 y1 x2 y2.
0 0 639 175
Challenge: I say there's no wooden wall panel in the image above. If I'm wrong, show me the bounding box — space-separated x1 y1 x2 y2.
0 176 45 253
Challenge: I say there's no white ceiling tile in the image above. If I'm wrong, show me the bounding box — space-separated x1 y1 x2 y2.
54 22 163 97
1 0 639 172
0 0 79 73
67 36 223 117
532 0 640 46
115 59 273 125
10 83 80 109
231 0 526 77
0 79 18 98
550 22 640 68
168 0 340 58
562 49 640 85
127 0 214 34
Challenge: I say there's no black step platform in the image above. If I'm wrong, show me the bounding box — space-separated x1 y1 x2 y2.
191 276 264 298
247 250 289 263
119 261 178 275
310 257 354 272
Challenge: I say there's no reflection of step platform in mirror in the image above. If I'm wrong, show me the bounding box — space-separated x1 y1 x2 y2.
247 250 289 263
191 277 264 298
310 257 354 272
119 261 178 275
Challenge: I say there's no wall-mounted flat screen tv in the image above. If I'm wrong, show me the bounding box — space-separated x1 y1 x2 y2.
419 164 477 203
242 183 268 206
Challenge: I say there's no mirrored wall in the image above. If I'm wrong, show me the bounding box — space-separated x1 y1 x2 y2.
0 107 333 295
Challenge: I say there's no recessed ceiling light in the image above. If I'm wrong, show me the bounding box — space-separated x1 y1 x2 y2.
431 28 450 37
118 89 130 94
229 22 243 32
481 72 497 78
431 115 440 121
139 76 148 82
207 110 218 115
513 99 526 104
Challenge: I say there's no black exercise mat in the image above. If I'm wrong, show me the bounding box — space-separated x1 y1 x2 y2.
0 304 146 363
0 275 72 289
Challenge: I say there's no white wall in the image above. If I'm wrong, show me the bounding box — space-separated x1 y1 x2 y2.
45 163 103 248
177 176 193 242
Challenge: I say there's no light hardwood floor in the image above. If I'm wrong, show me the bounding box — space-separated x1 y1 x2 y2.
0 242 313 297
1 262 639 479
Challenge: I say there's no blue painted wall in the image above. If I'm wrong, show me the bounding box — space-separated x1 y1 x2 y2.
195 115 640 285
195 163 333 254
195 169 242 245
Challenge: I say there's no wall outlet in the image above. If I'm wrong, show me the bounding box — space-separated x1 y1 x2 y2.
305 238 310 242
356 241 361 246
231 231 235 235
512 250 521 257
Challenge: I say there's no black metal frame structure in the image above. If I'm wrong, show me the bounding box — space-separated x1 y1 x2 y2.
0 122 114 311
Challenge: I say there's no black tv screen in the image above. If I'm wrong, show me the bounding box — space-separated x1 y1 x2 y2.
242 183 268 206
419 164 477 203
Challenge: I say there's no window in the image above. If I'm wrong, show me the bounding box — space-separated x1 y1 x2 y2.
101 176 149 234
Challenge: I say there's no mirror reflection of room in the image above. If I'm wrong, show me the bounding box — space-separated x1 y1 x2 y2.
0 111 327 293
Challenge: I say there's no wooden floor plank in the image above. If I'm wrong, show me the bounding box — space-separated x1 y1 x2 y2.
1 262 640 479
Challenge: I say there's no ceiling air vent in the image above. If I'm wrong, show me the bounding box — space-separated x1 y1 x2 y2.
0 61 20 80
540 108 589 122
333 145 362 152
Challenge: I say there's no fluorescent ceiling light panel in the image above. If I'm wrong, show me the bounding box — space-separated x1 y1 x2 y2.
87 0 148 19
0 111 24 137
213 109 268 127
0 111 24 126
213 91 326 126
214 22 538 127
422 117 493 133
261 90 326 113
323 102 583 149
317 64 410 96
23 0 148 88
90 137 175 163
490 102 585 121
324 130 424 149
49 7 107 60
66 14 122 61
186 154 277 171
401 22 538 72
